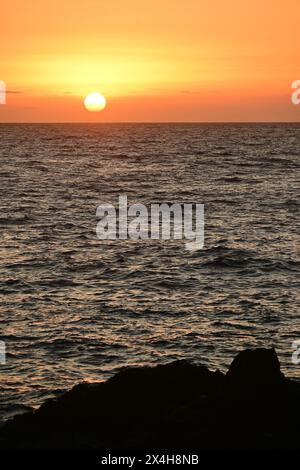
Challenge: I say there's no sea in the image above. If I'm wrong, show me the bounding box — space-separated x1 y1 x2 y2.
0 123 299 420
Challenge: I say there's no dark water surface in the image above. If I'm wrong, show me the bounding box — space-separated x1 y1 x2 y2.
0 123 299 419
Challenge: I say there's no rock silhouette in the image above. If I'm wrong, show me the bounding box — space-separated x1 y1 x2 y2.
226 347 285 389
0 348 299 449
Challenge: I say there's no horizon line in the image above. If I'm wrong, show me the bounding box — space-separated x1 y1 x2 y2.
1 121 300 125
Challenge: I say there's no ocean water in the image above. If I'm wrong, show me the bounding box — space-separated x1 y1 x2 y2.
0 123 299 419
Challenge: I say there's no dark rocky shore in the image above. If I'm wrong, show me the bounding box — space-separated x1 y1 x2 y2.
1 348 300 450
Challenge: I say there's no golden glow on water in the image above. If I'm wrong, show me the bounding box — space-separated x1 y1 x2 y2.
1 123 299 420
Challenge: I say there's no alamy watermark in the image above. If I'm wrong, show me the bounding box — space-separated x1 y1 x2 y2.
292 340 300 365
0 80 6 105
0 341 6 364
291 80 300 105
96 196 204 251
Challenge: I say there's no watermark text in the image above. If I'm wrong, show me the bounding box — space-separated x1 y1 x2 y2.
96 196 204 251
0 80 6 105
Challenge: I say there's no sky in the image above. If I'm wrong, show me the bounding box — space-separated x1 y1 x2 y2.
1 0 300 122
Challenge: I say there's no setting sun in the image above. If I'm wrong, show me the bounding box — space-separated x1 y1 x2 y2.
84 92 106 112
1 0 300 122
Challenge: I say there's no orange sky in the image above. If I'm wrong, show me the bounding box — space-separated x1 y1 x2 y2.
1 0 300 122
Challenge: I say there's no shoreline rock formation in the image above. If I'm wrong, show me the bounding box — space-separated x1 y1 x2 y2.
0 348 299 449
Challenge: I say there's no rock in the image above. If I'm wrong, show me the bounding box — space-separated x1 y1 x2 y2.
226 348 285 390
0 348 299 450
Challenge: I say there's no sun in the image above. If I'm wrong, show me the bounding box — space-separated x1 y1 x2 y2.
84 92 107 112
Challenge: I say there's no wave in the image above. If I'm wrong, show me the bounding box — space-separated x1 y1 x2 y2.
0 215 33 225
202 255 300 272
191 245 300 273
